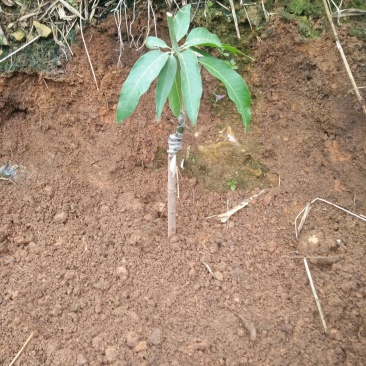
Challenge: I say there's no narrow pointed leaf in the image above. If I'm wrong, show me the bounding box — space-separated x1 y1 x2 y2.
197 50 251 130
168 70 182 118
184 27 222 48
178 49 202 126
221 44 245 55
173 4 191 42
156 55 177 121
221 43 254 60
146 36 170 50
117 50 169 124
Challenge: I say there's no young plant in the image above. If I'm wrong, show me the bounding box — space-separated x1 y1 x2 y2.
227 178 238 191
116 4 251 237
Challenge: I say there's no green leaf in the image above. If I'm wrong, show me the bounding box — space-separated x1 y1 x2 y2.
178 49 202 127
221 43 254 61
146 36 170 50
173 4 191 42
168 70 182 118
117 50 169 124
183 27 222 48
197 50 251 130
156 55 177 121
221 44 245 55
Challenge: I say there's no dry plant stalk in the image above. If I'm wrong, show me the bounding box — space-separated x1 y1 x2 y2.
79 3 99 91
322 0 366 114
303 259 328 333
8 332 34 366
295 197 366 239
208 190 265 223
229 0 241 38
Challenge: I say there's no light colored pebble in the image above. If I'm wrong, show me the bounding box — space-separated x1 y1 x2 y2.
77 354 88 365
148 328 162 346
105 347 119 362
53 212 67 223
126 331 140 348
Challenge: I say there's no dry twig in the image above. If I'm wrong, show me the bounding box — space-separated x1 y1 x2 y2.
303 258 328 334
79 3 99 91
228 0 240 39
8 332 34 366
295 197 366 239
207 190 265 223
322 0 366 114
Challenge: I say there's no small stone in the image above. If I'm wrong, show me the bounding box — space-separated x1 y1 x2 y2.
64 270 76 280
188 268 196 278
281 323 294 334
77 354 88 365
266 241 277 253
169 235 179 243
148 328 162 346
237 328 245 337
308 235 319 244
92 334 106 351
70 303 79 313
0 226 8 243
113 305 129 316
44 185 55 198
170 242 180 252
231 267 243 278
13 236 28 246
125 310 139 322
53 212 68 224
100 205 110 215
105 347 119 362
126 331 140 348
193 283 200 291
144 214 154 221
116 266 129 281
334 345 344 355
133 341 148 353
93 280 110 291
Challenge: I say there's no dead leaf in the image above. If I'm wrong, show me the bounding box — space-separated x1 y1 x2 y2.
33 20 52 38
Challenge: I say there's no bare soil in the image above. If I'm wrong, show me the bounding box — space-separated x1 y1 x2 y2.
1 14 366 366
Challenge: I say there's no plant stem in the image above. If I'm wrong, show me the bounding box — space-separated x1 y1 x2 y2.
167 154 177 237
167 111 186 237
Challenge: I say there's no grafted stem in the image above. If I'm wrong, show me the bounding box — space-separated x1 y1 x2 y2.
167 111 186 237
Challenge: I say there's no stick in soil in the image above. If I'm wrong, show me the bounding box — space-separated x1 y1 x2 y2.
322 0 366 114
8 332 34 366
79 3 99 91
303 258 328 334
235 313 257 341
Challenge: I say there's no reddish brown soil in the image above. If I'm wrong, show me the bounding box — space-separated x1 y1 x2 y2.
1 15 366 366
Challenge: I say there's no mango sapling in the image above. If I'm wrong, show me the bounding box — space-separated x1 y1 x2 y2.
116 4 251 237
